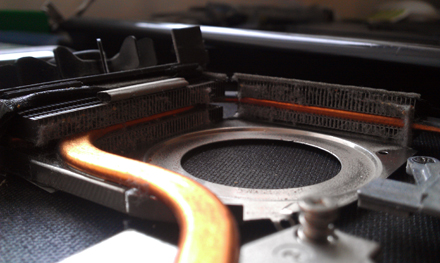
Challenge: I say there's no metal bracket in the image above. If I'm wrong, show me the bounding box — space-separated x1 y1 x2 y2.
240 197 380 263
145 120 416 222
59 229 177 263
358 156 440 217
240 227 379 263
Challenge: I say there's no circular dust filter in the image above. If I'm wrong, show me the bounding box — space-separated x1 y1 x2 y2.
181 139 341 189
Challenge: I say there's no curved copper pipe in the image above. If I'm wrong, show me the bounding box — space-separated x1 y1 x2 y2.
59 107 239 263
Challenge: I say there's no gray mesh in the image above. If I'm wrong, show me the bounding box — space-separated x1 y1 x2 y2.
234 73 419 145
240 104 405 141
95 106 222 155
18 81 225 145
181 139 341 189
234 73 419 118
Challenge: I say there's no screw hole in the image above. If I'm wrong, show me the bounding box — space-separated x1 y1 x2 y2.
413 156 435 164
378 150 389 155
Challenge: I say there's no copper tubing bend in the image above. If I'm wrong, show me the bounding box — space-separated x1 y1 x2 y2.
59 108 240 263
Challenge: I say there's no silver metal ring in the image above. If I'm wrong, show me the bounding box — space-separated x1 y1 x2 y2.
144 126 415 222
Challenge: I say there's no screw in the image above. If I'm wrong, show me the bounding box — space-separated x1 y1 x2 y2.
297 197 338 243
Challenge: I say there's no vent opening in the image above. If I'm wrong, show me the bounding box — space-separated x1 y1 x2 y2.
181 139 341 189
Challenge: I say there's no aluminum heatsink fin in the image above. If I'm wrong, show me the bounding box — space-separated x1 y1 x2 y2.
95 105 223 156
234 73 420 146
13 79 226 145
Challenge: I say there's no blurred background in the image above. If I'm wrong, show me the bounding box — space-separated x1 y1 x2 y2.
1 0 440 103
0 0 383 20
2 0 439 42
0 0 438 21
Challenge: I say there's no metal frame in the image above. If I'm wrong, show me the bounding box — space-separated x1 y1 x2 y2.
144 122 416 222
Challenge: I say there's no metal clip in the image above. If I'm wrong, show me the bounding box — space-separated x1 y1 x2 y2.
358 156 440 217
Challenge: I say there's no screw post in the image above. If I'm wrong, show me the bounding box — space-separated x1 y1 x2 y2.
298 197 338 243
